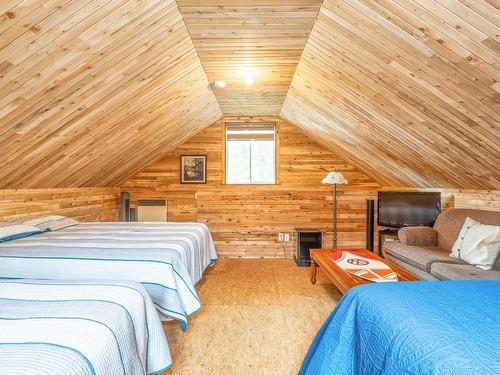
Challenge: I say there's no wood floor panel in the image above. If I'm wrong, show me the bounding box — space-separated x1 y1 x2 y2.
163 259 340 374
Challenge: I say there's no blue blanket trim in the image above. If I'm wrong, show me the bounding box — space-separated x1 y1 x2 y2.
0 255 200 303
0 230 44 242
149 363 173 375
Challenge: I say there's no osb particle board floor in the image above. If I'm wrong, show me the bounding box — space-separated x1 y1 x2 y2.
163 259 341 374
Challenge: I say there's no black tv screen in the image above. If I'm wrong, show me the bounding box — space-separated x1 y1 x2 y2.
378 192 441 228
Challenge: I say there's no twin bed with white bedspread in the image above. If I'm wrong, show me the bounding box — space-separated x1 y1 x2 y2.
0 279 171 375
0 220 217 374
0 221 217 330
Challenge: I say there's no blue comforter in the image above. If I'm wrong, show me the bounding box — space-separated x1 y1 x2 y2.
300 280 500 375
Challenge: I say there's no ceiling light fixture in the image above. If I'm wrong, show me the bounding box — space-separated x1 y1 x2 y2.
244 75 255 85
209 80 226 91
239 67 256 85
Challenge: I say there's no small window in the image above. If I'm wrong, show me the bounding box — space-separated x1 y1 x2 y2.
225 123 276 184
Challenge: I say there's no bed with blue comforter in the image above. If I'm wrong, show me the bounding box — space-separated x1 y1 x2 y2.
300 280 500 375
0 279 171 375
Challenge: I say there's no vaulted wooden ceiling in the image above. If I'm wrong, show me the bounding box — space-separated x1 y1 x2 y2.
178 0 322 116
0 0 221 188
281 0 500 189
0 0 499 189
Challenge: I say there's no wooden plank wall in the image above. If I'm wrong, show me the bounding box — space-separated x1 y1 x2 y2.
426 189 500 212
0 187 120 223
444 190 500 211
380 187 500 212
122 117 381 258
123 117 499 257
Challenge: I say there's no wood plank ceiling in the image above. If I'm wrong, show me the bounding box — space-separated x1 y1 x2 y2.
177 0 322 116
0 0 222 188
0 0 499 189
281 0 500 189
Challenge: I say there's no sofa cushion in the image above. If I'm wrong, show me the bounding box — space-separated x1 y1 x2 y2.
430 262 500 281
398 226 437 246
433 209 500 252
384 254 437 281
383 241 461 272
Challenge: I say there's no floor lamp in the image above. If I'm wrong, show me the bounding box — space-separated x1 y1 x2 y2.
322 171 348 248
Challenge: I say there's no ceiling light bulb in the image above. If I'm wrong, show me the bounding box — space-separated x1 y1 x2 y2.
212 80 226 89
238 67 256 85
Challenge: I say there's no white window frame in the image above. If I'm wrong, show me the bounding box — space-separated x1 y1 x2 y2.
224 122 277 185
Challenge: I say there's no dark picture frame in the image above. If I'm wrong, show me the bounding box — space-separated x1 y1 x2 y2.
180 155 207 184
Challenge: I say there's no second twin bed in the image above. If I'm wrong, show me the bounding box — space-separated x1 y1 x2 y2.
0 279 171 375
0 219 218 374
0 221 217 331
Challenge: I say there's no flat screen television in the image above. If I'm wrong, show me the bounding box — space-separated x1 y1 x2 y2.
378 192 441 228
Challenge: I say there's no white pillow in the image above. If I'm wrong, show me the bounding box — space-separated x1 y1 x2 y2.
23 215 66 227
24 216 78 231
0 224 43 242
450 217 500 270
43 217 79 231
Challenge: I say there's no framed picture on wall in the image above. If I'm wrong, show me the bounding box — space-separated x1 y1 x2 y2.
180 155 207 184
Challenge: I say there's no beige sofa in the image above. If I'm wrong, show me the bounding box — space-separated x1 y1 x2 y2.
383 208 500 280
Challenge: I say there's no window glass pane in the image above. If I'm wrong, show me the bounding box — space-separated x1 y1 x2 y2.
251 141 275 183
225 123 276 184
226 141 250 183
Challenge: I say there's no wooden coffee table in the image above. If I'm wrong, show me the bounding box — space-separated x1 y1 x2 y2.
310 249 418 294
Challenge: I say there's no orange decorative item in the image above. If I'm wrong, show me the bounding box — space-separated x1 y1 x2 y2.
330 250 398 283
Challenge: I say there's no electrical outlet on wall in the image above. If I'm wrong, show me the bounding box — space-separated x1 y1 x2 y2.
284 233 290 242
278 233 284 241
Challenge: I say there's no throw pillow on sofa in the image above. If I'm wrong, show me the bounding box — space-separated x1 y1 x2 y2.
450 217 500 270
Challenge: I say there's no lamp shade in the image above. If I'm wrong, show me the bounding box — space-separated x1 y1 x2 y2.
322 171 348 185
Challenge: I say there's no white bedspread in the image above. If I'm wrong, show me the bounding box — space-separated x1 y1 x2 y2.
0 221 217 330
0 279 171 375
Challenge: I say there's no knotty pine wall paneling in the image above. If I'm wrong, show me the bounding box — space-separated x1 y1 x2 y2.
442 190 500 211
0 187 120 223
380 187 500 212
124 117 499 257
123 117 381 258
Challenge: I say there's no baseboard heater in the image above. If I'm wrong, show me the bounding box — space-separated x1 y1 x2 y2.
137 199 167 222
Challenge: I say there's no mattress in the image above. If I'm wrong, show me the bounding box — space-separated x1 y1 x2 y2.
0 221 217 330
300 280 500 375
0 279 171 375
